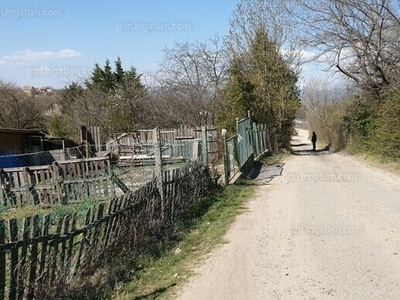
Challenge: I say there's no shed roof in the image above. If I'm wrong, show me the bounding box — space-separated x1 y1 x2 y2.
0 128 46 136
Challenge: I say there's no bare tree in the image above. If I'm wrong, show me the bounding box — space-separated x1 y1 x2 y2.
157 35 228 126
228 0 303 68
301 77 338 127
51 82 106 140
294 0 400 92
144 87 187 128
0 81 46 129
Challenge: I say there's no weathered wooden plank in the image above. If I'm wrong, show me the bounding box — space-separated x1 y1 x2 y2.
12 172 21 208
63 181 71 205
35 169 44 204
171 169 176 219
9 218 18 300
33 169 40 186
18 216 31 299
52 162 63 204
91 204 104 258
73 209 91 276
60 215 70 271
82 207 97 265
101 169 109 197
0 170 5 207
27 215 40 300
66 214 77 281
0 220 5 300
50 218 63 284
164 170 170 221
114 196 128 242
77 161 83 179
99 200 113 252
93 159 99 173
49 167 58 205
38 214 50 295
107 197 123 248
27 169 40 206
21 168 31 206
58 157 110 165
103 199 117 249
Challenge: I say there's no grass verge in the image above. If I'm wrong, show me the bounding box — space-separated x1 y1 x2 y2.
0 198 102 221
70 181 255 300
119 181 254 299
343 149 400 175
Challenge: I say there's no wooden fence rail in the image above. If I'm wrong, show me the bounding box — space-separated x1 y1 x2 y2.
0 157 114 208
0 163 214 299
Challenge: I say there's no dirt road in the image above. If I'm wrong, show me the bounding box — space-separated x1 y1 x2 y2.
176 128 400 299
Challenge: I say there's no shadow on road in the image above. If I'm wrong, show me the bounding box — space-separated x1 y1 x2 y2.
291 148 331 156
291 143 311 148
290 135 331 156
247 161 285 185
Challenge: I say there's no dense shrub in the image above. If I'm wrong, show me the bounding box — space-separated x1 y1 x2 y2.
372 91 400 160
341 98 377 153
309 84 400 165
312 103 347 152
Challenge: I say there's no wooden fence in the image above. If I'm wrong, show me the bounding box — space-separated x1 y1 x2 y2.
106 126 220 164
0 157 114 208
0 163 214 299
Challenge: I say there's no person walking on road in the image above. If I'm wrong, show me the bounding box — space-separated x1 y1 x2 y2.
311 131 317 151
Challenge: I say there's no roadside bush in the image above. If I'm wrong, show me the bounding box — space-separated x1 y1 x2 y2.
313 103 347 152
312 96 380 154
371 90 400 160
342 98 377 153
305 80 400 165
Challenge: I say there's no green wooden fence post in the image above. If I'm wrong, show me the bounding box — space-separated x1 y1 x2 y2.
222 129 229 185
235 118 240 167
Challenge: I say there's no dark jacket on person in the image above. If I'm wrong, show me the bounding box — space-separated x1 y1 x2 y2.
311 132 317 143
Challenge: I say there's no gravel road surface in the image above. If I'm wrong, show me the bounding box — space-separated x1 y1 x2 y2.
176 128 400 299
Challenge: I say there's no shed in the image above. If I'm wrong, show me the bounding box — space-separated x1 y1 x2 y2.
0 128 46 154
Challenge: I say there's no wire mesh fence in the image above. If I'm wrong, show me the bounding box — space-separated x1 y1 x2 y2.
0 151 56 168
0 129 214 209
